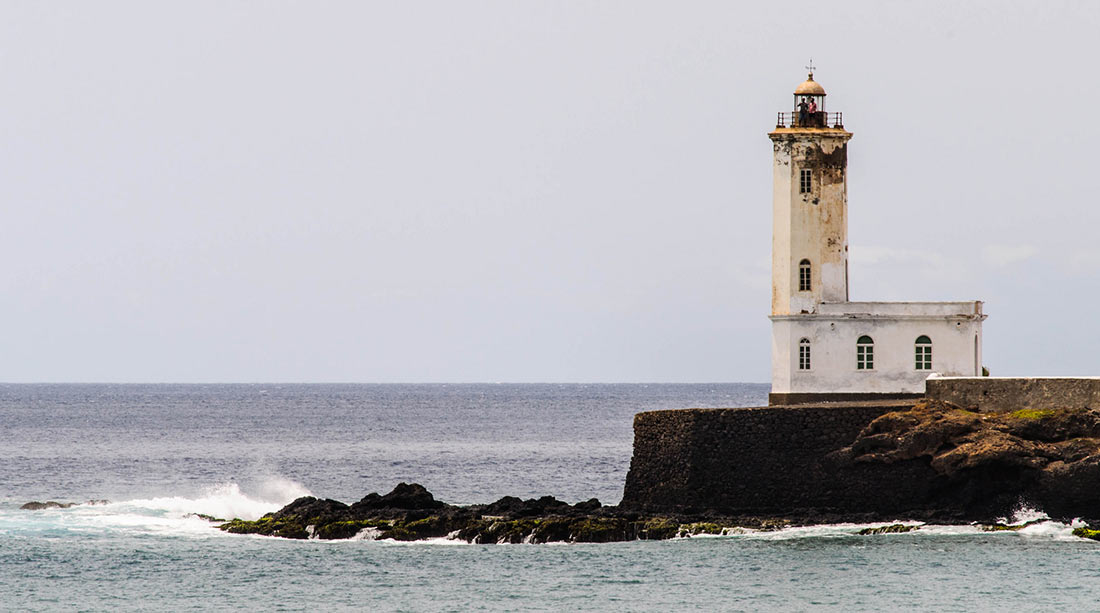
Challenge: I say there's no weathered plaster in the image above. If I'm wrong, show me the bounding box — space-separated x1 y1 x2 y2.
770 128 852 316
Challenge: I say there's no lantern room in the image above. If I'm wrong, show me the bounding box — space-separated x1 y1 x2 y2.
794 72 826 127
775 70 843 130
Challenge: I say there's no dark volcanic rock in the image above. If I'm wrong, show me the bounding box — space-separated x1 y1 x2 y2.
218 496 354 539
219 485 669 543
836 400 1100 519
572 498 602 512
857 523 918 535
350 482 445 515
483 495 573 518
481 496 524 515
269 497 350 521
186 513 226 523
21 501 77 510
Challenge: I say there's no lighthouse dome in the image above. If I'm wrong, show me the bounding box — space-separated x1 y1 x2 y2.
794 74 826 96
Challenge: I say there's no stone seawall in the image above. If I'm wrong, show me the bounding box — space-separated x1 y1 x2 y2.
621 402 941 517
926 377 1100 412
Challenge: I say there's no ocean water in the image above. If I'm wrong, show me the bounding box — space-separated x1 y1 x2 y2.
2 383 1099 611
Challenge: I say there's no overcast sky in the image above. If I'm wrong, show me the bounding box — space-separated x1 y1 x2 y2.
0 1 1096 382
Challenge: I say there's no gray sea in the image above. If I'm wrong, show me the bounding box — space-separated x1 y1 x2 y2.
2 383 1098 611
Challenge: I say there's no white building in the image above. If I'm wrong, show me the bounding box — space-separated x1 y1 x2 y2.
768 72 986 405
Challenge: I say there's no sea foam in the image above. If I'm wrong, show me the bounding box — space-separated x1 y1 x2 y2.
4 478 313 538
118 478 311 522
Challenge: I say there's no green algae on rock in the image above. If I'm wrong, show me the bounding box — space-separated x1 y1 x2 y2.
1072 527 1100 541
221 516 310 539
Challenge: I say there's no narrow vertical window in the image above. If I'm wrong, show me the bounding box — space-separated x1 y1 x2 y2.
798 259 811 291
798 338 811 371
799 168 812 194
915 335 932 370
856 335 874 370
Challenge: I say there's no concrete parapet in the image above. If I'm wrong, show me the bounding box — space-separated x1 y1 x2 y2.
926 376 1100 412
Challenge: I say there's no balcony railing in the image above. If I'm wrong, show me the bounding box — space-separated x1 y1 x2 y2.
775 111 844 129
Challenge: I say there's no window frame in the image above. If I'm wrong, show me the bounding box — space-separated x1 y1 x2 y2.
798 338 811 371
799 168 812 194
856 335 874 370
798 259 811 292
915 335 932 370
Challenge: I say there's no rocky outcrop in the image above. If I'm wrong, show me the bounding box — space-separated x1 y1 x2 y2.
352 482 443 512
834 400 1100 519
856 523 917 535
21 501 77 510
216 483 776 543
20 500 109 510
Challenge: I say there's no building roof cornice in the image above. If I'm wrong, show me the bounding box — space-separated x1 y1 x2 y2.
768 128 852 140
770 313 988 322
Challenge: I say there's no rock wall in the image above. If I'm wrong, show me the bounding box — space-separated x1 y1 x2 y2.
621 402 942 517
926 377 1100 413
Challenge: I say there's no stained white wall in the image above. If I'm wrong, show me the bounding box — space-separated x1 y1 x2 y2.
770 129 852 316
771 303 984 394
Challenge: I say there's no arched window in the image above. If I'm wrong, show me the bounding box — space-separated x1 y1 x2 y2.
856 335 874 370
915 335 932 370
798 259 811 292
798 338 811 370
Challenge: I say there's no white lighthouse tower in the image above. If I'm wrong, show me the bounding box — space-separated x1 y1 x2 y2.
768 70 987 405
769 70 851 317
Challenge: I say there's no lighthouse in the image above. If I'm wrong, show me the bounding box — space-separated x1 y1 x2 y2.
767 70 986 405
769 71 852 316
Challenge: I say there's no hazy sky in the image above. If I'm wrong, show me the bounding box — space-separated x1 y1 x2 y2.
1 1 1096 382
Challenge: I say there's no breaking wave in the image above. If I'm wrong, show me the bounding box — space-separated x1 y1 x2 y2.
119 478 311 522
2 478 312 538
993 504 1085 540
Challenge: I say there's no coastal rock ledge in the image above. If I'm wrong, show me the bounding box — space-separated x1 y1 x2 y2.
216 483 760 543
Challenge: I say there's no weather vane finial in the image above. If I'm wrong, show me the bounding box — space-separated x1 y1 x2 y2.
805 58 816 77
